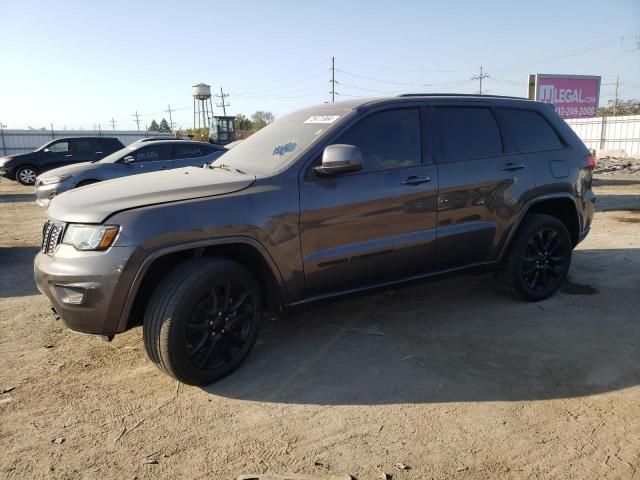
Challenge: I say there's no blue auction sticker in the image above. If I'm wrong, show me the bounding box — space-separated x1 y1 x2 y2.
273 142 297 156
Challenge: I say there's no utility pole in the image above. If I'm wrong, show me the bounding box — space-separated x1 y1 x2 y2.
215 87 230 116
165 104 175 131
613 76 621 116
132 111 141 131
0 121 7 156
110 117 117 130
471 66 489 95
331 56 336 103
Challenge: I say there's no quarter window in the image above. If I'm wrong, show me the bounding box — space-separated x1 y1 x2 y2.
436 107 503 162
333 108 421 171
499 108 563 152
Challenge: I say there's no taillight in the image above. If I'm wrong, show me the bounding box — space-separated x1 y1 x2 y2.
585 153 596 171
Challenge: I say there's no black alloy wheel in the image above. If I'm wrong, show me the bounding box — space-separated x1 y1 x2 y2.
520 228 567 292
185 282 254 370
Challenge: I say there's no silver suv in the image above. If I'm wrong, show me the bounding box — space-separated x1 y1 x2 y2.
35 140 226 206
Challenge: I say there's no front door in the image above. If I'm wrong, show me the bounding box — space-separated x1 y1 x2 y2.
300 107 439 295
126 144 173 173
432 104 534 269
42 140 73 170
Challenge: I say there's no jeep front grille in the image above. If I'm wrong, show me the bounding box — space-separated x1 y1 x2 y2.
41 220 65 255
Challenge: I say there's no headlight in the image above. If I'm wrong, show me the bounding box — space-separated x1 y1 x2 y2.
63 224 119 251
39 174 71 185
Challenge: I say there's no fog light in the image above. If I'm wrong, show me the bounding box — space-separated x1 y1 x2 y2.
55 284 86 305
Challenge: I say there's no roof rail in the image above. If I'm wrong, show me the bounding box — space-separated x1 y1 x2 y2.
397 93 527 100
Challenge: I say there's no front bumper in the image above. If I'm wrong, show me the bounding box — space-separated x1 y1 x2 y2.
35 181 67 207
0 167 15 180
34 245 136 335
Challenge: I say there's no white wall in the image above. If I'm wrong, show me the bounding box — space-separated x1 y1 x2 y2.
566 115 640 157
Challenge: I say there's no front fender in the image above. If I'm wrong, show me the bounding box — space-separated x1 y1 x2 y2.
112 236 285 333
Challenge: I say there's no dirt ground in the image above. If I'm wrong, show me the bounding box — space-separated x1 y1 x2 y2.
1 175 639 480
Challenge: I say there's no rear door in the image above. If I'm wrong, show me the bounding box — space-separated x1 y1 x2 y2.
299 106 439 294
72 138 103 163
432 103 534 269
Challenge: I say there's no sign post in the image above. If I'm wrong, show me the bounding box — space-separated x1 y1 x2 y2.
534 74 601 119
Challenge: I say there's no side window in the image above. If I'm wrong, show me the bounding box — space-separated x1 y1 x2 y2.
436 107 503 162
499 108 563 152
133 145 170 162
74 140 100 153
48 141 69 153
172 143 207 159
333 108 421 171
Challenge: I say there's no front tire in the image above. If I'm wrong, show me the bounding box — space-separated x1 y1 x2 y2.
16 165 39 185
495 213 572 301
143 258 262 385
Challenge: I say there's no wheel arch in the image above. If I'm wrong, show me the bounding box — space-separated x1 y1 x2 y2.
117 238 286 332
500 194 580 260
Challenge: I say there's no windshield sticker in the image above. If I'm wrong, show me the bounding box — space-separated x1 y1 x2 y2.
273 142 297 156
304 115 340 124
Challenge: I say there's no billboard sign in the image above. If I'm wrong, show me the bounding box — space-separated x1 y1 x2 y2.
535 74 601 119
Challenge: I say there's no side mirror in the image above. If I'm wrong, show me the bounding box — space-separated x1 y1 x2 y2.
43 148 51 153
123 155 135 164
314 144 363 176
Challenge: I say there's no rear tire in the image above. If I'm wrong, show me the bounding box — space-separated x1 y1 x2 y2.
495 213 572 301
16 165 39 185
143 258 262 385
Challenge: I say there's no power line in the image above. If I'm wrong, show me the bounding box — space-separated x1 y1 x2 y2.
232 70 330 95
335 57 473 74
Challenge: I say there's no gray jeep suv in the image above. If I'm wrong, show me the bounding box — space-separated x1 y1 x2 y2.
34 95 596 386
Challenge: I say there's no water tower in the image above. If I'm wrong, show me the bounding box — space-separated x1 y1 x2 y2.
192 83 214 131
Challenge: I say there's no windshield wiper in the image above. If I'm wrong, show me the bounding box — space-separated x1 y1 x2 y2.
207 163 245 174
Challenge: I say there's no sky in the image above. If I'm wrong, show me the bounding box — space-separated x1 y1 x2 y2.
0 0 638 131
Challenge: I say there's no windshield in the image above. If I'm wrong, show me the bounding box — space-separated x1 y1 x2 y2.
217 108 353 175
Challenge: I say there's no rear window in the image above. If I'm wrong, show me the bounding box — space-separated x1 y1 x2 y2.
499 108 563 152
74 139 101 152
436 107 503 162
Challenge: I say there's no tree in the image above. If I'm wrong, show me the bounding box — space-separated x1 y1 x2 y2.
158 118 171 133
234 114 252 131
598 98 640 117
148 119 160 132
251 111 275 131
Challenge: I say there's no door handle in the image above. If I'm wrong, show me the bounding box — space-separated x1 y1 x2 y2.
501 162 525 171
402 175 431 186
64 154 73 158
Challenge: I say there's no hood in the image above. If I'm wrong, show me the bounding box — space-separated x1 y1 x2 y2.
47 167 256 223
38 162 96 179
